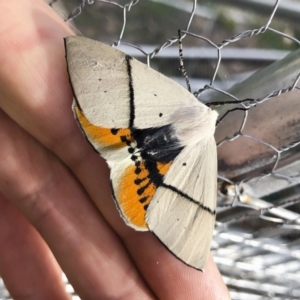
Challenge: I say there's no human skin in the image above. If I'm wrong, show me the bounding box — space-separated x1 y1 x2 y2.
0 1 230 299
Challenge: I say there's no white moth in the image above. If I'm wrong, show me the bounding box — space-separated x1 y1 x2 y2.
65 36 218 270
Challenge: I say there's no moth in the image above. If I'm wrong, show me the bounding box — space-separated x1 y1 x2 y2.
65 36 218 270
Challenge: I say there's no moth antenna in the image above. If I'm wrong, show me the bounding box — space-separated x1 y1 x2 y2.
216 107 249 126
207 98 256 107
178 30 191 93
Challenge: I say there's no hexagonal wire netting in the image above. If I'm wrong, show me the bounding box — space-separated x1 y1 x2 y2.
2 0 300 299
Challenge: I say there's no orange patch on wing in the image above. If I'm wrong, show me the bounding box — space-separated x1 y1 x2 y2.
157 161 172 176
117 161 173 229
117 163 156 229
74 105 132 147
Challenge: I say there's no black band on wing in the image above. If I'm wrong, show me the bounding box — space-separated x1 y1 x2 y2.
161 183 216 215
125 55 135 128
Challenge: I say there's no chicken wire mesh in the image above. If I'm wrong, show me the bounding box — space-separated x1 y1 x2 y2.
2 0 300 299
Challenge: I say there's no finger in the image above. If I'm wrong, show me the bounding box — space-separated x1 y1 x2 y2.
122 221 230 299
0 193 70 300
0 0 75 154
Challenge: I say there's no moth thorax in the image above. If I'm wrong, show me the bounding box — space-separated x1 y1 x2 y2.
170 105 218 146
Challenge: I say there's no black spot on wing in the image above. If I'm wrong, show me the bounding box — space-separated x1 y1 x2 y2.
139 196 149 203
135 166 142 174
128 147 134 154
111 128 119 135
137 181 152 195
131 155 138 161
135 177 147 185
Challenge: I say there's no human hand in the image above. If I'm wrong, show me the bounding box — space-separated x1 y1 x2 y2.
0 1 230 299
